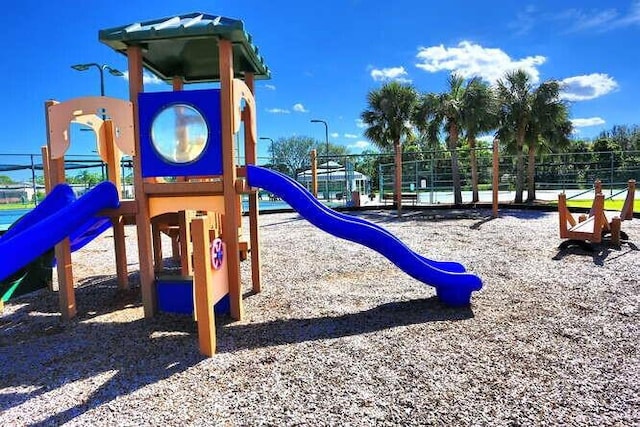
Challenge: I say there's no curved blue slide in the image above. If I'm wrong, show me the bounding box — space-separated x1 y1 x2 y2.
247 165 482 306
0 181 120 282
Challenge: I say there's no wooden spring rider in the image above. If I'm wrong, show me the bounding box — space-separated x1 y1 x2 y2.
558 179 635 250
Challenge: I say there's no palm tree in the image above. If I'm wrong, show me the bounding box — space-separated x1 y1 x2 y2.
496 70 572 202
414 74 468 205
524 83 573 200
495 70 535 203
361 81 418 215
460 78 498 202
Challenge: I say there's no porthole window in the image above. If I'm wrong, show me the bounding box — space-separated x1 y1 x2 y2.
150 104 208 163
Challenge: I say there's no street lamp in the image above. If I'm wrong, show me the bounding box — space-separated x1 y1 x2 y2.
310 119 330 200
259 137 275 167
71 63 124 97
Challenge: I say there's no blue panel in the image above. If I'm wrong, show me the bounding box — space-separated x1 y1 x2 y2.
138 89 223 177
156 278 230 315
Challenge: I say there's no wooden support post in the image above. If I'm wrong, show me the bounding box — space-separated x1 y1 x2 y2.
610 217 621 246
41 145 52 194
394 142 403 216
243 72 262 293
45 100 76 320
219 39 244 320
103 120 122 196
128 45 157 317
591 194 605 244
191 216 216 356
103 120 129 288
492 138 499 218
558 193 569 238
311 149 318 198
621 179 636 220
112 216 129 289
594 179 602 195
171 235 181 262
179 210 194 276
152 222 163 273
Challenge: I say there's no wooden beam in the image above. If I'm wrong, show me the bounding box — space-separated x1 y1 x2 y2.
311 149 318 198
179 211 195 276
244 72 262 293
191 216 216 356
143 180 224 195
492 139 499 218
219 38 244 320
128 45 157 317
112 215 129 289
45 99 75 319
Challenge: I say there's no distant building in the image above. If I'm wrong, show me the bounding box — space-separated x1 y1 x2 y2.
0 183 42 204
297 161 370 199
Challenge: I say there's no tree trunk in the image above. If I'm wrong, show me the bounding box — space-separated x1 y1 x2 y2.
514 127 526 204
449 124 463 205
394 141 403 216
469 136 479 203
526 143 537 201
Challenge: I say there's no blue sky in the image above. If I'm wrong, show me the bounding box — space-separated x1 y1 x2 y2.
2 0 639 162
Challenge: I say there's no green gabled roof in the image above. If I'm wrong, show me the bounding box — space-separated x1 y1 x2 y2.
98 12 271 83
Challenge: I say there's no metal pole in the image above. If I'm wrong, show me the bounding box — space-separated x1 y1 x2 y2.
30 155 38 206
610 151 614 196
259 137 275 167
98 65 105 97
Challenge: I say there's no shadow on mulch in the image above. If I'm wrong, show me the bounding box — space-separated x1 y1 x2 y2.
217 296 474 353
1 277 473 425
0 279 203 426
552 240 639 265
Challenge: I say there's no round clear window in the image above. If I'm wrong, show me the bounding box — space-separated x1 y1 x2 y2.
150 104 208 163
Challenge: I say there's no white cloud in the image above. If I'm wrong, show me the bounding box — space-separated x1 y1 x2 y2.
559 1 640 33
264 84 276 90
266 108 290 114
348 140 371 151
415 41 546 84
330 132 340 138
293 103 309 113
344 133 359 139
508 5 538 36
571 117 606 127
560 73 618 101
123 70 165 85
355 119 367 129
370 66 412 83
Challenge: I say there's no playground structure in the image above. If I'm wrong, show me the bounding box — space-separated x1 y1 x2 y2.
558 179 635 249
0 13 482 356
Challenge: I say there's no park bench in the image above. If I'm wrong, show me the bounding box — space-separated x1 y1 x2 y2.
382 193 418 206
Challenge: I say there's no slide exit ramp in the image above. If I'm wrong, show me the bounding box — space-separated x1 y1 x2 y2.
246 165 482 306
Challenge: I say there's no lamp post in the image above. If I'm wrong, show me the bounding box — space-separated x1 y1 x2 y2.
310 119 329 200
259 137 275 167
71 63 124 97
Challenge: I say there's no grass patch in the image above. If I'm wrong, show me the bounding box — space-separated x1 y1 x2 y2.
0 202 36 210
551 198 639 213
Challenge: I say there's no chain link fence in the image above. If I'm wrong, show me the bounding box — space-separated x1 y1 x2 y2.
1 149 637 208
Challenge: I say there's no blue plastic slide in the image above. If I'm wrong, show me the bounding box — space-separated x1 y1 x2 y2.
246 165 482 306
0 182 120 282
